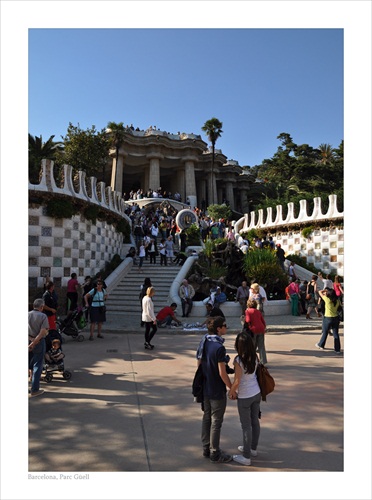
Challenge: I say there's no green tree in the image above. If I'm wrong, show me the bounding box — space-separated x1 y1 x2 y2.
202 117 223 204
207 203 232 222
56 123 109 180
106 121 126 191
28 134 64 183
255 133 344 213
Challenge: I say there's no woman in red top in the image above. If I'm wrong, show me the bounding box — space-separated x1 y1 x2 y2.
245 299 267 365
67 272 79 313
333 276 344 303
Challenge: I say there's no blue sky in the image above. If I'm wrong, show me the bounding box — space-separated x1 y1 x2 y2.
29 28 344 167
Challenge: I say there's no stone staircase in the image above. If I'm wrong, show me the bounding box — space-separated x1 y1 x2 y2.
107 260 181 317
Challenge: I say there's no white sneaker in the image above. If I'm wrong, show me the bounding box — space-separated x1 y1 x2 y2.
315 343 324 350
238 446 257 456
233 454 251 466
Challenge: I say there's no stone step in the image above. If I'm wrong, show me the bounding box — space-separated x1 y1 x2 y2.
106 259 181 313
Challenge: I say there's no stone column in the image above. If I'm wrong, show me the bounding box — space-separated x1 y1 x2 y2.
208 172 217 206
184 158 197 208
225 181 235 210
146 153 163 192
110 153 125 194
197 179 207 210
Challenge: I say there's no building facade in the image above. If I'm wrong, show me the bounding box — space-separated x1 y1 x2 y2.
108 127 254 213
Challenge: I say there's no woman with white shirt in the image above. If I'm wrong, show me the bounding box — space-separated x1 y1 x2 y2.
142 287 157 349
229 332 262 466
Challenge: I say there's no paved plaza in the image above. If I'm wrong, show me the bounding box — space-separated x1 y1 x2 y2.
29 313 344 474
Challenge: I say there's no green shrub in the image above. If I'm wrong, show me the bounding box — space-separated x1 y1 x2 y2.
83 205 100 223
45 198 77 218
208 263 228 280
207 204 232 221
242 247 288 291
301 226 314 239
115 218 131 242
97 254 123 280
185 223 202 245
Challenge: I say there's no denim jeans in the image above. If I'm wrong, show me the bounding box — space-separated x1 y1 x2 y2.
318 316 341 352
237 392 261 459
201 395 227 454
29 339 46 393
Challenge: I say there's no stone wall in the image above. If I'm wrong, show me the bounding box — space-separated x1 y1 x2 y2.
29 207 127 289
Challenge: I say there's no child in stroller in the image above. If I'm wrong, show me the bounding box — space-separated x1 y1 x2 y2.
43 336 72 383
45 338 65 366
57 306 87 342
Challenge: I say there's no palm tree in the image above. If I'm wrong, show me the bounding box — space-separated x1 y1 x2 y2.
202 117 223 204
318 143 334 164
106 121 126 192
28 134 64 183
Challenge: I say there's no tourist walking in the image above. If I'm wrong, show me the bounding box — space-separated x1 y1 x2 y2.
165 236 175 265
315 289 342 353
275 244 286 271
228 332 261 466
244 299 267 365
147 238 157 264
142 286 157 349
196 316 233 463
139 277 152 327
306 275 321 319
84 280 107 340
159 238 167 266
29 298 50 397
138 241 146 272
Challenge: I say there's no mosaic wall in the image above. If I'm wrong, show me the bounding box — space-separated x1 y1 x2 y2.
275 226 344 276
28 206 125 289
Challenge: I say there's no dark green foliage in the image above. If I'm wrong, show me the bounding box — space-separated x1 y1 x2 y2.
249 133 343 213
207 204 232 221
301 226 314 239
29 134 64 184
45 198 77 219
242 248 288 292
55 122 109 180
96 254 123 280
83 205 101 223
185 223 202 245
115 218 131 242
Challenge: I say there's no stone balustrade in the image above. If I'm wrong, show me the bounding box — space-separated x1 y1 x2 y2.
29 159 131 224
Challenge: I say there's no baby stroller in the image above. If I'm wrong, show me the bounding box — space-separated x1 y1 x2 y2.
42 330 72 383
56 306 87 342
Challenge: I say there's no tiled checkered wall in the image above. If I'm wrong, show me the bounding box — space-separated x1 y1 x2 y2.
28 206 125 288
275 226 344 276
